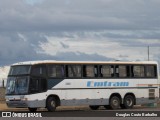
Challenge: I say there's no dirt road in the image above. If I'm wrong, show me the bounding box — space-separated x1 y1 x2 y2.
1 102 160 112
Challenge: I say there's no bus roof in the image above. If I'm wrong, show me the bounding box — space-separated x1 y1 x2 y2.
12 60 158 66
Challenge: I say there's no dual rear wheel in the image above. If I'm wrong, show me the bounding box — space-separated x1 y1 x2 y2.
121 95 135 109
89 95 135 110
109 95 135 110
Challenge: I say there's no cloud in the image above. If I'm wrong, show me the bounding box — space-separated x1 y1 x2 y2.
60 42 69 49
55 52 112 61
0 0 160 31
0 32 54 65
0 0 159 66
24 0 44 5
39 32 159 61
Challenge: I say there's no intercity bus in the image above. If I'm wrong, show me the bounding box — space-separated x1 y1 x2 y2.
5 60 159 112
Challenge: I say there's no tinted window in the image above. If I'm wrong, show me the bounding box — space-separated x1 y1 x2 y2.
132 65 145 77
114 65 130 77
29 78 47 93
118 65 130 77
31 65 46 77
83 65 97 77
48 65 65 78
100 65 114 77
67 65 82 77
9 65 31 75
29 79 39 93
146 65 156 78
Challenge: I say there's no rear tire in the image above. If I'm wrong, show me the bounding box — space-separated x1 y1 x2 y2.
28 108 37 112
123 95 134 109
46 97 57 112
89 105 99 110
109 96 120 110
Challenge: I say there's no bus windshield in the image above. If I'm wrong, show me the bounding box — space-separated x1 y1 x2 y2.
9 65 31 75
6 77 29 95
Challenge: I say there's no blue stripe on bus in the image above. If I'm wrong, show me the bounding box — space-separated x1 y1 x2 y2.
87 81 129 87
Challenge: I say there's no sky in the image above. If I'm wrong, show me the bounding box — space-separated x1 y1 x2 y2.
0 0 160 66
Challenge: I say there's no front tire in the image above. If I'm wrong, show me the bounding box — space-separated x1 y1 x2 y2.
109 96 120 110
89 105 99 110
46 97 57 112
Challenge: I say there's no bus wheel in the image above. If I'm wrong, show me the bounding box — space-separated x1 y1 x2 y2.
89 105 99 110
123 95 134 109
28 108 37 112
46 97 57 112
109 96 120 110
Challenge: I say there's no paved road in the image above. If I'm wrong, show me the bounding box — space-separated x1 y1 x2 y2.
1 106 160 117
43 106 160 117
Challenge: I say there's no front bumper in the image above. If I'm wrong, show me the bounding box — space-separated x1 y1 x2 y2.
6 99 46 108
6 100 28 108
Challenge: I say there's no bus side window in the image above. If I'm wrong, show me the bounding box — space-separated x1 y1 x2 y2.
100 65 114 77
114 65 130 78
119 65 129 77
31 65 46 77
146 65 157 78
29 79 39 93
132 65 145 78
48 65 65 78
83 65 98 77
67 65 82 78
29 78 47 93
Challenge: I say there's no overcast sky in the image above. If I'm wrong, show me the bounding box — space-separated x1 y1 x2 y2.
0 0 160 66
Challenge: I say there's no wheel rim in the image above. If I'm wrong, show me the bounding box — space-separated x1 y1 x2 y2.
126 98 133 106
112 99 119 106
51 100 55 107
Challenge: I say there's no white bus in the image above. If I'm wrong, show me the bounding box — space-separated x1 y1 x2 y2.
5 60 159 112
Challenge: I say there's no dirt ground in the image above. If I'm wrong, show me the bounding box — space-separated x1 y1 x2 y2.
0 102 90 111
0 102 28 111
0 103 7 109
